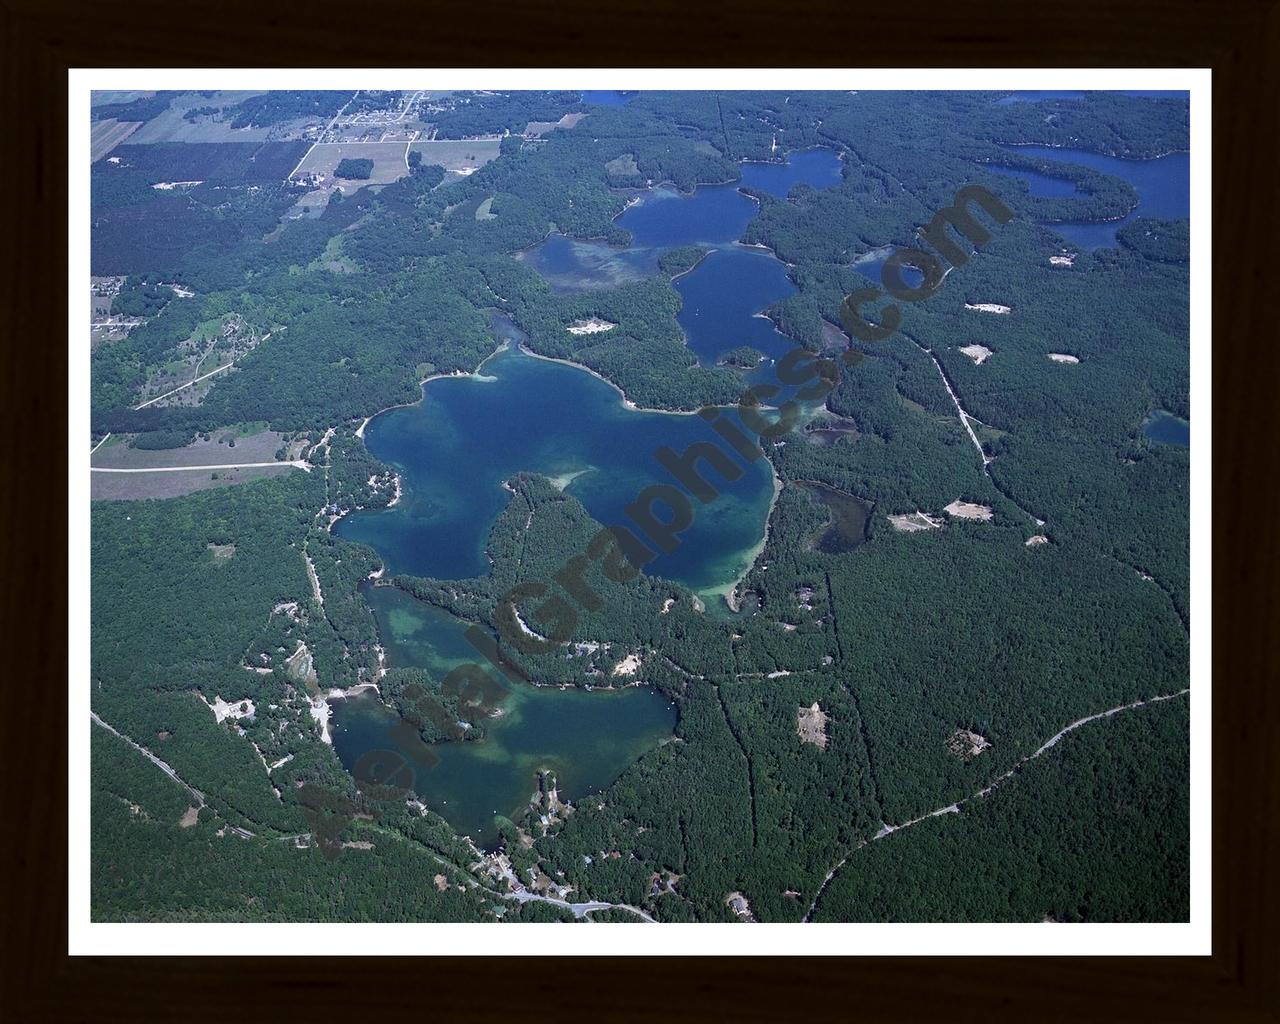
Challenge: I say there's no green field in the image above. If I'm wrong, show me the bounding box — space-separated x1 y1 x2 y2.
294 142 409 190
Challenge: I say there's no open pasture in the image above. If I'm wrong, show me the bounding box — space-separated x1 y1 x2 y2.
408 137 501 174
293 142 411 191
91 119 143 162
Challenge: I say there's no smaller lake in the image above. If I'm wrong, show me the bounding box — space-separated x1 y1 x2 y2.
852 245 925 291
581 90 637 106
520 147 843 290
676 246 797 365
802 482 874 554
1000 144 1190 249
739 148 843 197
1142 409 1190 447
332 688 677 847
616 183 759 248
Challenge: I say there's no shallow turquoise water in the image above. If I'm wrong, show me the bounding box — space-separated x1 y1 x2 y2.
332 677 677 847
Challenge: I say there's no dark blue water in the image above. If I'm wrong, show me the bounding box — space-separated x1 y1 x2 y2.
1001 145 1190 249
1142 410 1190 446
581 90 636 106
676 246 797 364
519 148 843 366
525 148 843 270
616 183 759 247
334 340 775 594
853 246 925 291
739 148 843 197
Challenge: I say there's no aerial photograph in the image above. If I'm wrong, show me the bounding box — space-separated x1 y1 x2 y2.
86 85 1192 926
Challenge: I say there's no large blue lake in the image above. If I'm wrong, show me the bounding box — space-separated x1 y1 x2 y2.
334 324 776 597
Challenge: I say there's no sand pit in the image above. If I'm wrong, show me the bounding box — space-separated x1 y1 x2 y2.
566 318 617 336
944 500 994 521
612 652 643 677
1048 353 1080 364
964 303 1012 314
946 728 991 760
797 702 829 749
200 694 256 724
1025 535 1049 547
888 511 943 533
958 344 993 364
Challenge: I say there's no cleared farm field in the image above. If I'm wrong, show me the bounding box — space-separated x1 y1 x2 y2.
91 119 142 162
110 141 311 185
293 142 410 190
90 463 295 501
90 429 294 470
409 137 501 173
89 429 305 501
127 91 284 144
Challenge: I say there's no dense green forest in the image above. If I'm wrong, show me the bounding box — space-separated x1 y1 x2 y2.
89 89 1191 923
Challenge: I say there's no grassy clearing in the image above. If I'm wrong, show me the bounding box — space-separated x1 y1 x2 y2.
90 464 295 501
91 120 143 162
126 91 282 144
409 138 501 173
294 143 409 191
91 429 290 470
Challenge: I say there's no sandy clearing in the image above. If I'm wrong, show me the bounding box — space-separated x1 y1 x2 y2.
1025 535 1049 547
725 892 756 922
565 318 617 336
944 500 994 521
304 552 324 605
946 728 991 760
179 806 200 828
959 344 993 364
198 694 256 724
1049 253 1076 267
612 652 643 677
309 698 332 744
964 302 1012 314
797 702 829 749
888 511 943 533
1048 353 1080 364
